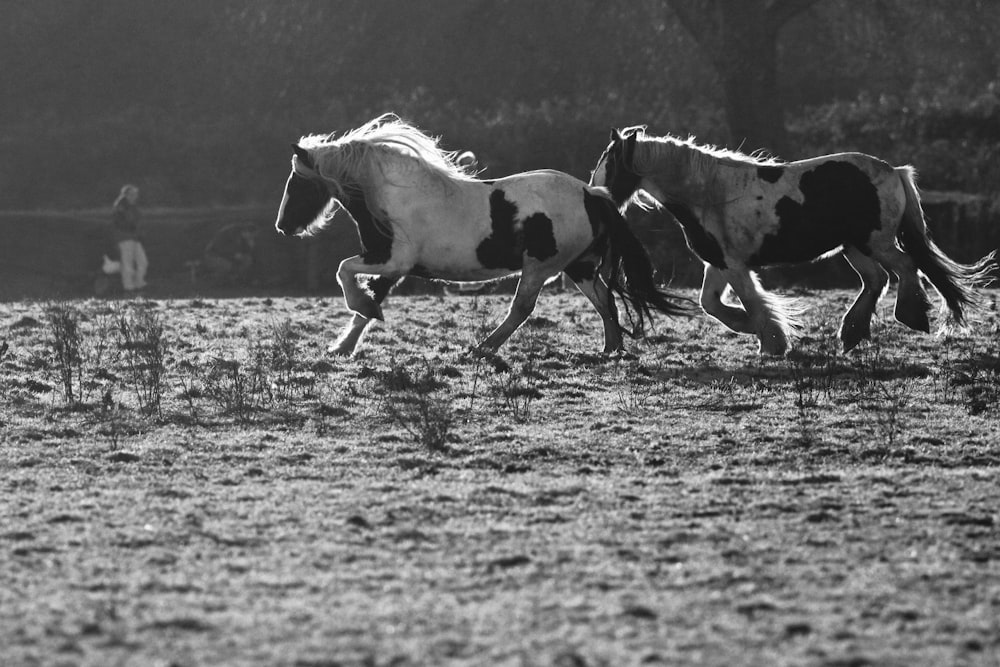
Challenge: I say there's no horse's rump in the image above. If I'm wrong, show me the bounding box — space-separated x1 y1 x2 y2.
745 157 891 266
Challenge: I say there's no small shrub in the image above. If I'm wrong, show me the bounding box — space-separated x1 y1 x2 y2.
376 357 454 451
851 334 911 449
488 358 542 422
267 318 301 401
97 388 126 450
614 360 661 416
202 346 273 422
935 342 1000 416
116 304 168 417
785 351 826 447
44 303 85 403
481 329 546 423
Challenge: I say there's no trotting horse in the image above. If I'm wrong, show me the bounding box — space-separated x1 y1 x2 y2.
275 114 690 355
591 126 996 354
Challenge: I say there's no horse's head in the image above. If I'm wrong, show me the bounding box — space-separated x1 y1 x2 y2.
590 126 644 208
275 145 333 236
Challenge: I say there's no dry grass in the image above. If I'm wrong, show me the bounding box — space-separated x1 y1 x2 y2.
1 289 999 666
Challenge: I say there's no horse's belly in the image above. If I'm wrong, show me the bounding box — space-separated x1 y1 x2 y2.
414 252 517 282
425 267 518 283
748 227 844 266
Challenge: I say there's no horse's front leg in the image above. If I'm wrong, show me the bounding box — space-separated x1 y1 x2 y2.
337 255 409 320
725 266 799 356
330 276 402 356
699 264 754 333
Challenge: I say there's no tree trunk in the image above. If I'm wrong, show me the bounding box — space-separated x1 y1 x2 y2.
668 0 817 157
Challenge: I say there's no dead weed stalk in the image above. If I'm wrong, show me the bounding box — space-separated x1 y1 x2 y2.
375 356 454 451
115 303 168 417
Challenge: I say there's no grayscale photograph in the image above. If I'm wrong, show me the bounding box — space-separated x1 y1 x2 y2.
1 1 998 665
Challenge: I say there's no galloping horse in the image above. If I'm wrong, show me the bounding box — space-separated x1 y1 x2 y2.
591 127 996 354
275 114 690 355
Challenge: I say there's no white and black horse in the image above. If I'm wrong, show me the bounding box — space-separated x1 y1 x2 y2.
275 114 690 355
591 127 995 354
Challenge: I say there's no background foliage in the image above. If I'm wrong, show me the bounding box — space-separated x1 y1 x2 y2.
2 0 999 210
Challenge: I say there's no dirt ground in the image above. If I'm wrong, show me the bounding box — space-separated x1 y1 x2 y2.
1 287 999 666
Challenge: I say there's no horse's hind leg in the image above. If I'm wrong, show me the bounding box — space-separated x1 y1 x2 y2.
873 246 932 333
699 264 754 334
476 271 549 351
329 276 401 356
564 259 623 354
840 246 889 352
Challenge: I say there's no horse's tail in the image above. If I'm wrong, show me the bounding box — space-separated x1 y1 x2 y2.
895 166 996 326
587 191 694 336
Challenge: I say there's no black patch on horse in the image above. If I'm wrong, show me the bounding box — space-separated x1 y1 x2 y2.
365 276 401 302
582 189 618 239
523 213 558 261
757 166 783 183
662 201 727 269
407 264 435 280
477 189 524 270
278 172 329 234
344 191 393 265
605 148 642 207
564 259 597 282
753 161 881 265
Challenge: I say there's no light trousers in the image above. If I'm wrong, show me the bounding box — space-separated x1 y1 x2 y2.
118 240 148 291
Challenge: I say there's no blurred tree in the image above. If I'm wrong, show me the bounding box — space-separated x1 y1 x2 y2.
665 0 818 156
3 0 1000 208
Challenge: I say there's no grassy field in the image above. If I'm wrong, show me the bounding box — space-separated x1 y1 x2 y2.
1 288 999 666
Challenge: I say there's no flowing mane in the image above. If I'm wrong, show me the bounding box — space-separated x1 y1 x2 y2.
296 113 476 205
632 131 783 179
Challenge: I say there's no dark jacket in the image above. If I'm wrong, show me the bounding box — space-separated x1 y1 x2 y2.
111 199 141 243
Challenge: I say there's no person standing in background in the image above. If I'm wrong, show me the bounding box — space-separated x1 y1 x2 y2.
111 184 148 292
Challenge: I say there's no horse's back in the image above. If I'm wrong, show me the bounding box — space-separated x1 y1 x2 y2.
486 169 586 190
784 152 898 182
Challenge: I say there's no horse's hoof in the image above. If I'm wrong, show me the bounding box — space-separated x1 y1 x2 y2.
839 324 869 353
602 347 635 361
759 338 789 356
328 343 355 356
895 309 930 334
841 337 861 354
468 346 510 373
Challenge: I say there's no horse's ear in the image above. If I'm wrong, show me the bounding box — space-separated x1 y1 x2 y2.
623 132 638 162
292 144 313 169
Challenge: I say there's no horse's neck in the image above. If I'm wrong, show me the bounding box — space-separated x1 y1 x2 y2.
342 188 394 256
641 142 708 199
